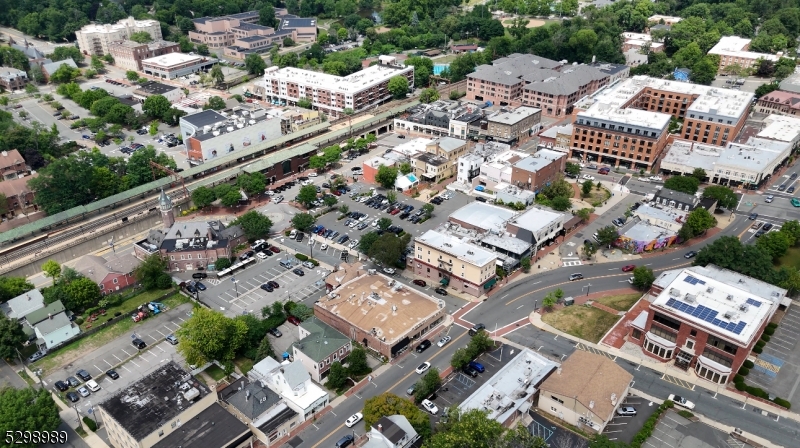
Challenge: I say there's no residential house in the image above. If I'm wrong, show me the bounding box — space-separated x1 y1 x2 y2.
23 300 80 350
0 289 45 320
362 415 422 448
248 357 330 421
218 377 300 446
0 149 29 180
76 253 140 295
293 317 352 382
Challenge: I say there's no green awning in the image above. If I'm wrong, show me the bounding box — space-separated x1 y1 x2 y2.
483 277 498 289
440 278 449 285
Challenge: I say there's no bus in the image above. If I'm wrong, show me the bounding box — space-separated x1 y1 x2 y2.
216 257 256 279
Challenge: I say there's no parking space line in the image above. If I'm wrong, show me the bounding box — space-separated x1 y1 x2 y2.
94 364 104 374
121 365 132 372
154 329 165 337
113 354 123 363
120 348 132 357
130 359 142 367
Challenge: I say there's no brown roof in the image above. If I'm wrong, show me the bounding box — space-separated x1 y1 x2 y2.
0 174 36 198
0 150 25 171
539 350 633 420
325 262 368 289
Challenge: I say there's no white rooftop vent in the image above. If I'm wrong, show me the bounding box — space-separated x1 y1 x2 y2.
684 293 696 304
723 310 737 320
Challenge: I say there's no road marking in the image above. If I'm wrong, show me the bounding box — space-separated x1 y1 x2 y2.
516 305 524 309
130 359 141 368
94 365 103 374
121 365 132 372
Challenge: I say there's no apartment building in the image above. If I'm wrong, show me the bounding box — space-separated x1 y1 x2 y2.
631 265 783 384
484 106 541 144
467 54 562 106
708 36 781 71
141 53 217 79
0 67 28 91
413 230 498 296
521 65 614 118
413 137 468 182
755 90 800 116
0 150 29 180
257 55 414 118
76 17 162 56
108 40 180 71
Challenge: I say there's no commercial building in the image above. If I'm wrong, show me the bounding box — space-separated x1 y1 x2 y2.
571 76 754 170
22 300 80 350
248 357 329 420
413 230 498 296
648 15 682 27
75 253 140 295
632 204 687 233
538 351 633 434
218 377 300 447
362 415 421 448
615 220 678 254
472 149 527 190
0 149 29 180
629 265 784 383
293 316 352 382
256 56 414 118
509 149 566 192
708 36 781 71
108 40 181 71
460 348 557 427
779 71 800 94
755 90 800 117
10 43 49 68
134 191 247 271
189 11 261 49
483 106 541 144
280 109 323 134
180 106 284 165
98 362 216 448
76 17 162 56
151 402 250 448
393 100 484 139
621 32 664 54
0 289 45 320
0 67 28 91
141 52 217 79
537 123 573 152
277 16 318 42
506 206 565 251
315 271 447 359
448 201 517 234
412 137 468 183
132 81 184 103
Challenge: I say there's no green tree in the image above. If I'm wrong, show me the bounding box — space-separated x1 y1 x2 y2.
64 277 101 311
0 277 34 303
565 162 581 177
129 31 153 43
0 314 26 360
133 253 169 290
422 203 434 217
323 195 338 207
230 210 273 242
126 70 139 82
581 180 593 197
215 258 233 270
405 56 434 87
237 172 266 196
41 260 61 286
680 207 717 240
363 393 432 440
49 64 80 84
0 388 61 444
375 165 399 189
327 361 349 390
244 53 267 76
387 75 409 99
126 146 176 187
196 44 210 56
50 46 83 64
254 335 276 362
233 314 268 359
339 204 350 215
142 95 171 119
399 162 413 175
450 347 472 370
367 233 409 267
386 190 398 203
204 96 226 110
377 217 392 230
690 57 719 85
347 345 370 376
413 368 441 403
550 196 572 211
576 208 592 222
90 55 104 72
632 266 655 290
177 308 248 371
702 185 737 210
192 186 217 208
756 231 792 261
664 176 700 195
694 236 775 283
779 220 800 246
427 408 505 448
359 231 380 254
595 225 619 247
691 168 707 182
259 5 278 27
297 184 318 208
211 65 225 86
419 87 440 103
292 212 316 231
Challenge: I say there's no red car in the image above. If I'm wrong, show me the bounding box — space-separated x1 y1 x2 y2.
391 208 401 215
270 246 281 253
287 316 302 326
621 264 636 272
413 279 427 287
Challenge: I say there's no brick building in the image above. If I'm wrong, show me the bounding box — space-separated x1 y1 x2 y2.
108 40 180 71
0 149 29 180
629 265 784 384
412 230 498 296
755 90 800 117
76 254 141 296
292 317 351 382
708 36 781 71
0 67 28 91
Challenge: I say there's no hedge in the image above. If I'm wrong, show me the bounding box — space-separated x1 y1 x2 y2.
734 374 745 384
295 253 309 261
773 397 791 409
754 346 763 354
630 401 674 448
764 327 775 336
767 322 778 330
761 334 771 342
83 416 97 432
738 367 750 376
735 381 747 391
309 259 320 266
755 340 766 348
677 410 694 419
746 385 769 399
743 360 754 369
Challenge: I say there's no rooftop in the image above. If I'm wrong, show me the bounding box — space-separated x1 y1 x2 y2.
0 67 27 81
317 273 444 345
708 36 780 62
416 230 497 267
181 109 227 129
415 152 448 167
223 378 282 420
779 71 800 94
651 266 783 345
540 350 633 421
134 81 179 96
99 362 211 441
662 137 790 176
25 300 66 325
151 403 249 448
429 136 466 153
280 17 317 29
32 310 73 336
460 348 557 422
622 221 676 242
469 53 562 85
191 107 280 142
42 58 77 75
758 114 800 142
295 316 350 363
653 188 698 206
510 207 564 233
363 415 420 448
77 17 159 34
479 233 531 255
488 107 540 126
262 58 410 94
758 90 800 109
524 65 608 96
578 103 671 131
634 204 687 224
0 289 44 320
142 52 204 67
448 201 517 233
0 149 26 170
513 156 552 173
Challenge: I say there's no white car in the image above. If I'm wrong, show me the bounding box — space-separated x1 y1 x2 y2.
274 196 284 203
582 174 595 180
265 190 275 196
308 238 315 245
308 172 318 177
345 412 363 428
257 252 269 260
638 177 650 182
359 214 369 222
415 362 431 374
383 267 395 275
421 399 439 414
251 239 266 248
320 243 328 250
437 336 452 347
86 379 101 392
301 180 313 186
650 176 663 181
668 394 695 410
349 240 359 249
372 219 380 227
349 220 359 228
441 192 453 200
765 195 774 203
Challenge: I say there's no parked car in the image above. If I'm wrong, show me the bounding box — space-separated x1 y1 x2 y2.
421 399 439 414
616 406 637 416
76 369 92 382
462 365 478 377
54 380 69 392
261 283 274 292
416 340 432 353
195 282 206 291
383 267 395 275
287 316 302 325
621 264 636 272
468 361 485 373
132 338 147 349
28 350 46 363
293 268 305 276
345 412 363 428
434 288 448 295
86 380 101 392
66 392 80 403
166 334 179 345
77 386 90 397
413 279 427 287
66 376 81 387
406 383 417 396
765 195 774 203
269 328 282 337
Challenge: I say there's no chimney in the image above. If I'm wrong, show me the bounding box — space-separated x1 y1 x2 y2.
378 424 382 432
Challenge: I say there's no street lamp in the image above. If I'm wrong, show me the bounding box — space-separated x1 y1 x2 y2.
583 283 592 296
73 404 83 431
231 276 239 298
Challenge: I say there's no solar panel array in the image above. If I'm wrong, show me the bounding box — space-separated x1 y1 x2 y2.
746 298 762 308
665 298 747 335
683 275 706 286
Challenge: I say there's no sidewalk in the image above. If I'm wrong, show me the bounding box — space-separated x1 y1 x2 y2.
527 310 800 425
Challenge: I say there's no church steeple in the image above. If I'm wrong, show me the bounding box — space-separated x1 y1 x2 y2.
159 189 175 229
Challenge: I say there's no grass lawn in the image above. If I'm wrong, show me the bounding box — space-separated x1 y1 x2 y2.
80 288 177 331
542 305 620 343
234 357 254 375
33 293 191 376
778 246 800 269
582 186 611 207
596 293 641 312
432 54 460 64
205 364 227 381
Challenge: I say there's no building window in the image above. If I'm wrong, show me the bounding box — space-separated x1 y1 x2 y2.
652 312 681 331
113 278 118 284
631 328 642 340
650 324 677 343
551 395 564 404
706 336 737 356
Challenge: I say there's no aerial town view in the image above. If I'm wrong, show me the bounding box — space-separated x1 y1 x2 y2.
2 0 800 447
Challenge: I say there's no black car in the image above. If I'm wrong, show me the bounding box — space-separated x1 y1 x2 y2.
268 280 280 288
792 173 798 180
186 284 197 294
106 369 119 380
790 186 796 194
462 366 479 377
293 268 305 276
54 380 69 392
66 392 80 403
434 287 448 295
195 282 206 291
260 283 274 292
684 251 697 259
132 338 147 349
76 369 92 381
749 213 758 220
66 376 81 388
416 339 432 353
240 250 255 260
259 249 273 257
763 222 774 231
779 184 787 191
269 328 282 337
192 272 208 279
755 229 766 238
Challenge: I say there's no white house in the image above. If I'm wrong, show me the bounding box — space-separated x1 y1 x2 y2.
249 357 329 421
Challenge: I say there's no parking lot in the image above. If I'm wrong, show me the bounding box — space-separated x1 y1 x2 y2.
41 303 192 387
747 306 800 402
601 393 653 444
647 408 741 448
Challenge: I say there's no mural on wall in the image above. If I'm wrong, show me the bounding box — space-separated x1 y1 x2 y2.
614 234 678 254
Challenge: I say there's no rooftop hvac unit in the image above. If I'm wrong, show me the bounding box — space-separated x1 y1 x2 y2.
726 294 734 301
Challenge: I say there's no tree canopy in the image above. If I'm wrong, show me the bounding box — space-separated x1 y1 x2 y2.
376 165 399 189
229 210 273 242
664 176 700 195
177 307 248 371
702 186 737 210
0 388 61 447
363 393 432 440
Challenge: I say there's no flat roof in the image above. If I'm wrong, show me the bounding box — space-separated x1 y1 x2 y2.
151 403 249 448
634 204 686 223
263 61 412 94
317 273 443 345
448 202 516 233
416 230 497 267
662 137 789 176
134 81 179 96
510 207 563 233
488 107 540 126
758 114 800 142
479 233 531 254
430 136 465 153
77 18 159 34
181 109 227 129
622 221 676 241
142 52 203 67
460 348 557 422
99 362 211 441
709 36 779 62
652 266 782 345
579 103 671 131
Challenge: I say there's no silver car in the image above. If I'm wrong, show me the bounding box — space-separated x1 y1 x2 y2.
616 406 636 416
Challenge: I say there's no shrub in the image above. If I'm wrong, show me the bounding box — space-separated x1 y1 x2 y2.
309 259 320 266
74 317 84 326
761 334 771 342
735 381 747 391
746 385 768 399
284 230 291 236
734 374 745 384
85 306 100 315
295 253 309 261
753 346 763 354
767 322 778 330
83 416 97 432
755 340 766 348
743 360 754 369
773 397 792 409
677 410 694 419
738 367 750 376
764 327 775 336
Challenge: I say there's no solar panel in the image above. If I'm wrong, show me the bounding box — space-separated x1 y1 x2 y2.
665 299 745 334
746 298 762 308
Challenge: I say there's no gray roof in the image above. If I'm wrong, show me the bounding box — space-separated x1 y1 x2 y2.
295 316 350 363
283 361 310 390
280 17 316 29
33 312 72 336
524 65 607 96
134 81 179 96
431 136 464 152
10 44 45 60
488 107 540 126
469 54 562 85
653 188 697 206
511 207 564 232
42 58 77 75
449 202 516 233
0 67 27 81
376 416 410 444
0 289 44 320
469 64 524 86
225 379 282 420
513 156 549 173
233 22 271 31
181 110 227 129
623 221 676 241
25 300 66 325
151 403 249 448
480 234 531 255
